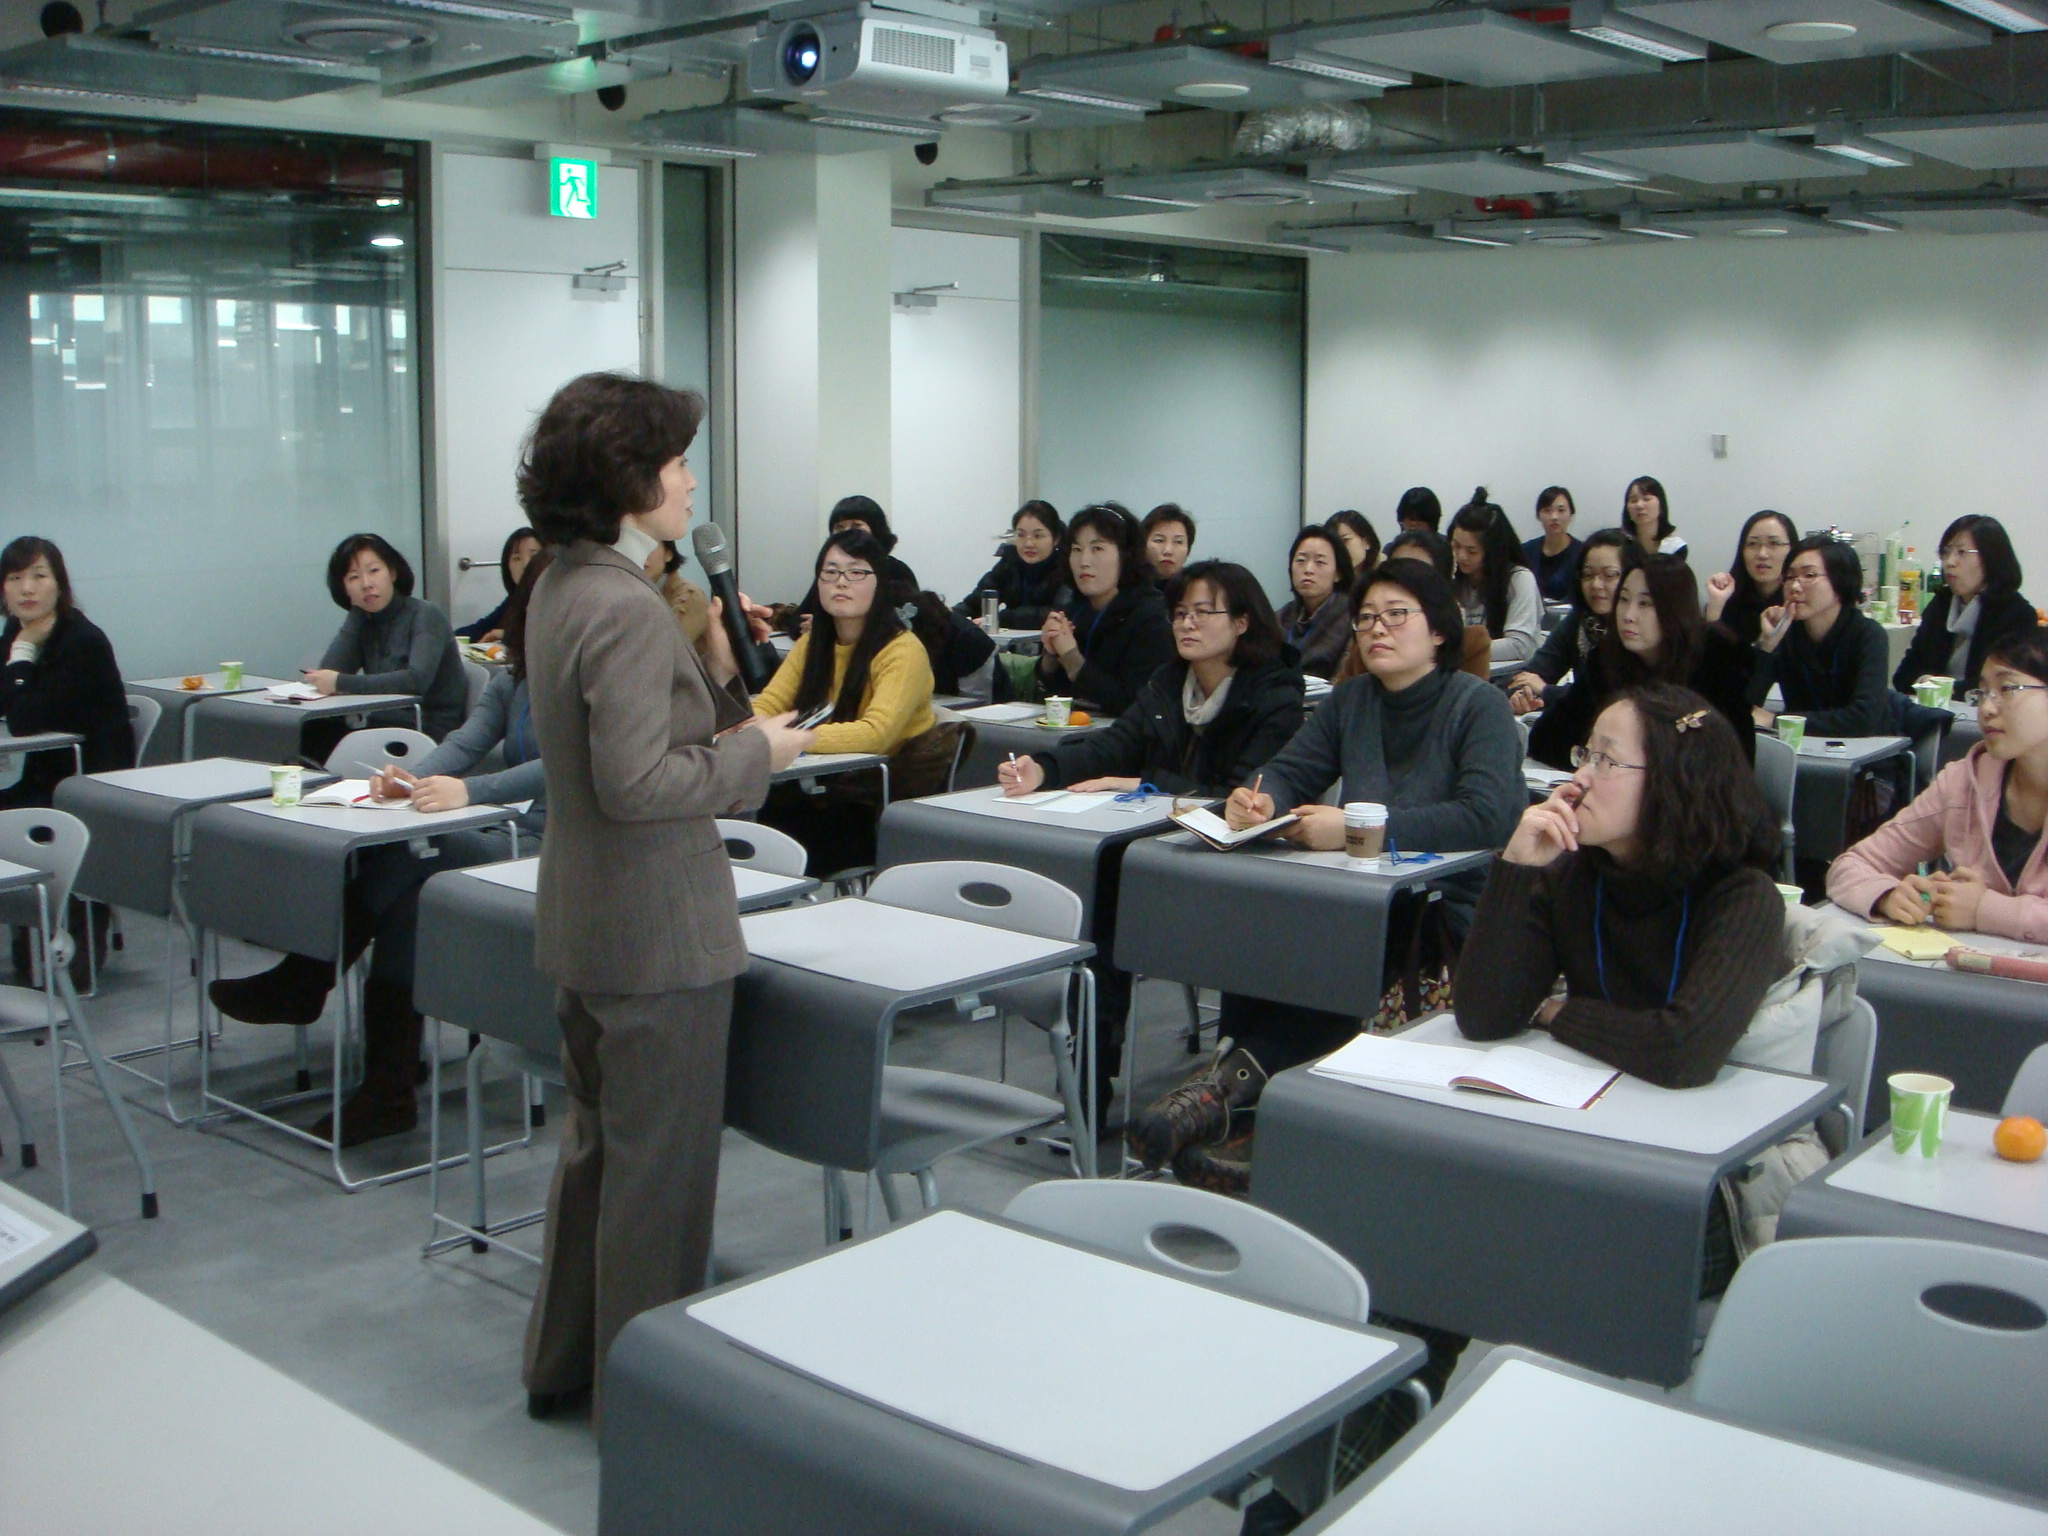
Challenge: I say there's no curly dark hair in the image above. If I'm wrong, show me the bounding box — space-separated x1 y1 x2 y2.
516 372 704 546
792 529 907 721
1614 682 1780 888
325 533 415 610
1165 560 1284 670
500 544 555 684
1063 502 1146 592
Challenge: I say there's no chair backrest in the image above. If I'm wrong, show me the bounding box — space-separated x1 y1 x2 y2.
324 727 439 779
1003 1181 1371 1323
2003 1043 2048 1120
1752 732 1798 878
1812 994 1877 1151
461 658 491 719
1690 1236 2048 1500
0 808 89 923
125 694 162 765
945 722 976 794
868 860 1083 1029
716 818 808 877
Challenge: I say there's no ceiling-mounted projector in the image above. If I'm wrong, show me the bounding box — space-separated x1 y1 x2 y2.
746 0 1008 121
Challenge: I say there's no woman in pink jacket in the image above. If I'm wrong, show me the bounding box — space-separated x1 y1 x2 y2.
1829 629 2048 940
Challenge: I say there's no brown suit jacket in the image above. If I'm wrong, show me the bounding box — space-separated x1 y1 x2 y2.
526 539 771 995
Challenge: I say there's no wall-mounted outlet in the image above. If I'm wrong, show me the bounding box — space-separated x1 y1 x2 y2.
1710 434 1728 460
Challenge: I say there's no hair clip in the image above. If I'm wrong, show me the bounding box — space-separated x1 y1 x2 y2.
896 603 920 625
1674 708 1708 734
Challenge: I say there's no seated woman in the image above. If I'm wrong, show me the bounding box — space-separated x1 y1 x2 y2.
1704 510 1797 646
1522 486 1581 604
1620 474 1687 563
1748 535 1891 736
1395 486 1441 533
1325 510 1380 582
957 501 1068 630
1000 560 1305 1118
1378 528 1489 679
753 529 936 874
1140 503 1196 583
1276 525 1356 679
209 553 553 1146
1037 503 1173 716
457 527 540 641
1508 528 1628 713
1128 557 1525 1185
307 533 468 742
1529 553 1755 767
828 495 918 600
1829 628 2048 939
1892 515 2036 695
905 589 995 695
1448 490 1542 664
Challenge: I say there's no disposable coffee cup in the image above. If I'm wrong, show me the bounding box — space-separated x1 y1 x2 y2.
219 661 244 690
1922 676 1955 707
1044 696 1072 727
1775 882 1805 907
1776 715 1806 752
1889 1071 1953 1157
269 764 303 808
1343 802 1388 861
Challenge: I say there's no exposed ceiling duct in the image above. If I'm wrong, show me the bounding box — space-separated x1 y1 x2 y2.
1232 103 1374 158
0 29 375 100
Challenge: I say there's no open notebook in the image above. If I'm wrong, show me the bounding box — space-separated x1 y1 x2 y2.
1311 1032 1621 1111
1168 802 1299 850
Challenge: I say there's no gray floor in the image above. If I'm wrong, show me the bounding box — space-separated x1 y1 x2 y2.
1 913 1259 1535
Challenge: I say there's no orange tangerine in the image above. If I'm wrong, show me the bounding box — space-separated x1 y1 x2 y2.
1070 710 1092 726
1993 1116 2046 1163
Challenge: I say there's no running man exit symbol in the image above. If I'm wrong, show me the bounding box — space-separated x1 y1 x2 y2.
549 157 598 220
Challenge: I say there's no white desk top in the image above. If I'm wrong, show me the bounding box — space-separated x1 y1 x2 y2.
1325 1354 2048 1534
0 728 81 752
919 784 1179 835
0 857 47 895
1829 903 2048 970
688 1210 1397 1493
87 757 289 802
773 751 885 783
1154 832 1492 883
0 1271 565 1535
128 672 287 696
1827 1112 2048 1237
459 856 811 913
0 1180 90 1306
1795 734 1909 766
230 798 516 844
1350 1015 1829 1157
740 897 1082 994
464 857 540 893
203 690 418 718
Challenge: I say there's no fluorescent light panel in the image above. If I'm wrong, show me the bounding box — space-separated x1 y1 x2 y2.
1930 0 2048 28
1543 146 1649 182
1814 125 1914 166
1434 219 1511 247
157 38 360 68
1568 1 1709 59
382 0 569 24
1827 204 1903 231
809 115 936 136
0 79 195 104
1620 208 1693 238
1309 169 1412 196
1268 39 1412 88
640 140 759 158
1016 85 1153 115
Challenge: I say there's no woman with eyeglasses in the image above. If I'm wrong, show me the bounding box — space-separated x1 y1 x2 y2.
1277 525 1357 679
999 561 1305 1123
1037 503 1173 716
1830 629 2048 938
1508 529 1630 713
1890 515 2036 695
1703 511 1798 646
1748 536 1891 736
1127 558 1523 1190
957 501 1069 631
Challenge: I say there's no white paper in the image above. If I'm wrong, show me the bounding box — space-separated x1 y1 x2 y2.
299 779 410 810
1171 804 1296 847
263 683 320 702
0 1202 51 1258
1034 791 1119 815
955 702 1042 723
1312 1035 1617 1110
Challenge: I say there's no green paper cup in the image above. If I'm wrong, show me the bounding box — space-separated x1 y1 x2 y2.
269 764 303 808
1775 882 1805 906
219 661 244 690
1888 1071 1953 1157
1776 715 1806 752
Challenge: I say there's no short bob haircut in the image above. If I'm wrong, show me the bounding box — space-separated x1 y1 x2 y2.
1382 527 1452 581
1165 559 1283 670
325 533 416 611
1287 524 1356 599
1986 626 2048 685
1325 509 1380 578
1607 682 1780 890
0 536 75 617
793 529 907 720
1140 502 1197 545
1062 502 1147 592
1939 514 2024 598
1726 510 1799 609
1012 499 1064 542
1536 485 1575 519
497 527 540 594
1622 475 1674 542
830 495 898 553
1352 556 1466 672
1787 534 1864 611
1395 486 1442 531
517 372 704 546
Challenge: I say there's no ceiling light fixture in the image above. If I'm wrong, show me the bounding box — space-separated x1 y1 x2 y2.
156 38 359 68
809 114 938 136
1309 169 1412 196
381 0 569 25
1813 125 1914 167
638 140 759 158
375 196 403 206
1762 19 1858 40
0 78 195 105
1104 191 1206 207
1015 85 1153 115
1268 41 1412 88
1433 219 1511 248
1567 1 1709 60
1732 223 1792 236
1620 207 1694 239
1543 145 1650 183
1173 81 1251 99
1826 204 1904 232
1928 0 2048 28
370 234 405 247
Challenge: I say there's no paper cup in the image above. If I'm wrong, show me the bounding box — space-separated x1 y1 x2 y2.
1776 715 1806 752
219 661 244 690
1044 696 1072 727
1343 802 1388 861
1775 882 1805 906
269 764 303 808
1888 1072 1953 1157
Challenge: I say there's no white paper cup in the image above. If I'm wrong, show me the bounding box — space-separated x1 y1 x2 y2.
1343 802 1388 861
1888 1072 1953 1157
270 764 303 807
1044 697 1072 727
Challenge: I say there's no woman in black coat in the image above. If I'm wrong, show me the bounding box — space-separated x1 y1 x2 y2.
1892 515 2036 694
957 501 1069 630
0 536 132 808
1037 503 1173 716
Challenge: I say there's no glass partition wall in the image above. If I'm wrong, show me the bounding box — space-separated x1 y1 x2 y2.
0 112 420 679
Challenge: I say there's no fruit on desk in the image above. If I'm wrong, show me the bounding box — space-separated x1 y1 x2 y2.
1994 1115 2046 1163
1069 711 1092 727
180 676 205 690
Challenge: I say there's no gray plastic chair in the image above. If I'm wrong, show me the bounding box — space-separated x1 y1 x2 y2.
0 809 157 1219
1812 995 1878 1153
1690 1236 2048 1500
461 658 491 719
862 860 1086 1202
716 818 808 878
2002 1043 2048 1119
1752 733 1797 882
324 726 439 780
124 694 161 765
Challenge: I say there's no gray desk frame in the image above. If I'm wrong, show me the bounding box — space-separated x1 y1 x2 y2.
1253 1059 1836 1386
1858 953 2048 1124
0 730 83 783
186 691 421 765
125 675 289 763
1793 735 1910 866
183 797 518 1191
1779 1125 2048 1261
956 717 1113 791
601 1207 1429 1536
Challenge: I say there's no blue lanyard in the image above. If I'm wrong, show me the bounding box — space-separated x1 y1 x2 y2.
1593 877 1690 1005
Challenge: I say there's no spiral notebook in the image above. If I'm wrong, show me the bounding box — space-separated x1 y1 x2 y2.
1312 1033 1621 1111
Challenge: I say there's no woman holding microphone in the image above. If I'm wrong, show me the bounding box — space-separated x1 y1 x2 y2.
515 373 813 1420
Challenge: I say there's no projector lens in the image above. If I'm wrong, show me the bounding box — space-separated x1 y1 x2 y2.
783 24 822 83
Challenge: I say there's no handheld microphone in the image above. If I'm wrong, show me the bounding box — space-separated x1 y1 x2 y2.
691 523 777 693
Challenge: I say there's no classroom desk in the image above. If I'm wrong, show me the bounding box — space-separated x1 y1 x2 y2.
876 785 1177 937
0 1266 566 1535
1254 1015 1836 1386
1296 1346 2048 1535
1113 837 1493 1019
1778 1114 2048 1261
951 704 1115 790
125 673 290 763
0 726 83 782
0 1179 94 1314
602 1208 1427 1536
773 749 889 800
187 689 421 764
1793 734 1910 865
182 795 519 1190
726 897 1097 1180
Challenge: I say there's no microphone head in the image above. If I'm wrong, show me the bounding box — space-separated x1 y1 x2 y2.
691 522 733 577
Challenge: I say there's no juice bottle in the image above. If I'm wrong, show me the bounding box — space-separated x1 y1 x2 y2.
1897 548 1922 620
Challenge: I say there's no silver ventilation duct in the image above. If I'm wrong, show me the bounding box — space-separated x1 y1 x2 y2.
1232 104 1374 158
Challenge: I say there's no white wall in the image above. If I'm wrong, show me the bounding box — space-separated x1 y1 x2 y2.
889 226 1022 602
435 151 643 627
1306 234 2048 590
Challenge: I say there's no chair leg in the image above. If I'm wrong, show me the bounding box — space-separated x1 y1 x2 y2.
468 1041 489 1253
1183 984 1204 1053
915 1167 939 1209
876 1171 904 1224
0 1045 34 1167
54 973 158 1218
1044 1019 1089 1178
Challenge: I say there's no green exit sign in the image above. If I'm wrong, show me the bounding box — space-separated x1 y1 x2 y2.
548 157 599 220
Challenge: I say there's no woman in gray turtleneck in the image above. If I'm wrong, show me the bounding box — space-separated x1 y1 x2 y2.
306 533 468 740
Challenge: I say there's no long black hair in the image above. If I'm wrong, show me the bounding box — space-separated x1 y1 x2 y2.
498 526 539 594
1727 510 1799 610
793 529 907 719
0 536 75 617
1166 560 1284 670
1618 682 1780 889
501 545 555 684
1940 514 2024 599
1601 550 1704 686
1449 489 1527 637
1622 475 1674 544
1325 509 1381 579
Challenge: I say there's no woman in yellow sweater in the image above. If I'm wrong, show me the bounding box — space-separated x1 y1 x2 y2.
753 529 935 872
